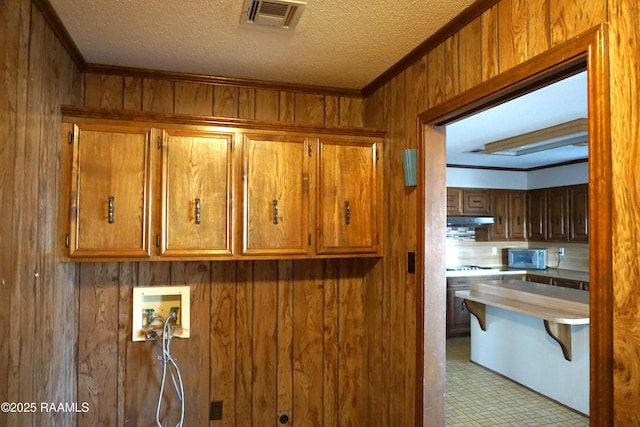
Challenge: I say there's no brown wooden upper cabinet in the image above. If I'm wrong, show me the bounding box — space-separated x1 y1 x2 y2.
527 184 588 242
316 137 382 255
241 133 311 256
66 122 153 258
62 114 383 260
569 184 589 242
160 129 234 257
487 190 526 241
447 188 490 215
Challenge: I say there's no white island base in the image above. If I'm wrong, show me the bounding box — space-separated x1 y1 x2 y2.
457 279 590 415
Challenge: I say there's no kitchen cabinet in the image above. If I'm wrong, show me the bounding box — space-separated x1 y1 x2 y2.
486 190 527 241
447 188 490 215
62 111 383 260
548 187 569 241
316 137 381 255
526 274 552 285
551 277 589 291
160 129 234 257
241 133 311 256
66 122 153 258
527 189 548 241
446 275 500 337
569 184 589 242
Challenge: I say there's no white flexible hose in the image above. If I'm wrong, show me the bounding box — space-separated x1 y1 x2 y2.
155 312 185 427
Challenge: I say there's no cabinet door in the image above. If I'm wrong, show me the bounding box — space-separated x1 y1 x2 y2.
489 190 508 240
508 190 527 240
447 188 463 215
569 184 589 242
68 123 152 258
242 134 310 256
548 187 569 241
528 189 547 241
160 129 233 257
447 287 471 337
462 189 490 215
316 137 380 254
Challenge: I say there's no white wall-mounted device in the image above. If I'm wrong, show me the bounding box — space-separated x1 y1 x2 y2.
132 286 190 342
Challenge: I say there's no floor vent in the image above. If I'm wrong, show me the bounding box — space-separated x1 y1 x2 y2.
241 0 306 30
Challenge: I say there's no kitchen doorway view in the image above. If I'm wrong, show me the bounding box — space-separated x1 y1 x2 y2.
443 70 590 426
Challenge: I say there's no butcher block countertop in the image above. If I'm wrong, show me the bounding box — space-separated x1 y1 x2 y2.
455 279 589 325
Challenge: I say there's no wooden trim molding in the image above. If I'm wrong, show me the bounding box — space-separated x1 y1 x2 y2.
362 0 500 97
416 24 612 425
61 105 385 137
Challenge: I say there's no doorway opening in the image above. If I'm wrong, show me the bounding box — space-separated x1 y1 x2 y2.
416 25 612 426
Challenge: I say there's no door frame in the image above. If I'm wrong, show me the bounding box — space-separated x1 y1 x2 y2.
415 24 612 426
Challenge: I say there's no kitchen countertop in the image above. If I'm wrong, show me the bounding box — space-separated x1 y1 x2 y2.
446 267 589 282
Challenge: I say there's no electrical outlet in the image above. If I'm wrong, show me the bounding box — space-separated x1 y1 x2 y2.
558 247 565 256
210 401 223 420
491 247 497 255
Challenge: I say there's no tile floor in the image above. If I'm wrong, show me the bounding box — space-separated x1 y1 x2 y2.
446 336 589 426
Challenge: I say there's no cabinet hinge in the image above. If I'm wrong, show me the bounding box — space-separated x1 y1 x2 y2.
65 234 70 248
157 136 162 149
376 149 379 161
68 131 73 144
308 234 312 246
156 235 161 247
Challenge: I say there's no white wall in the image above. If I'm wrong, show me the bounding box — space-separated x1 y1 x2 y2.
447 162 588 189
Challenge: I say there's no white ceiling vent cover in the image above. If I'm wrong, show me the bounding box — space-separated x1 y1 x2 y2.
241 0 306 30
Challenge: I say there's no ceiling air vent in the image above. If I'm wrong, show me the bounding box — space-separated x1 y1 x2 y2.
241 0 306 30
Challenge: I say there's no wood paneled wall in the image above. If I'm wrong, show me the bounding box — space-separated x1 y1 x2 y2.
365 0 640 425
0 1 82 426
4 0 640 425
74 70 389 427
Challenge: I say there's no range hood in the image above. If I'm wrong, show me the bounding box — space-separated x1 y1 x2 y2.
446 216 495 227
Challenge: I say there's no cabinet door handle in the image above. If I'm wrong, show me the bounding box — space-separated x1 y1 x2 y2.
517 216 521 225
195 198 201 225
345 201 351 225
108 196 115 224
577 214 582 225
498 215 502 225
273 199 279 225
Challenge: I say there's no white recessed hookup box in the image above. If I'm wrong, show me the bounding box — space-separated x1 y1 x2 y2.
132 286 190 342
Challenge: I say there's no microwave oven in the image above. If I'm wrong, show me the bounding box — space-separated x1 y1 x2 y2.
507 248 547 270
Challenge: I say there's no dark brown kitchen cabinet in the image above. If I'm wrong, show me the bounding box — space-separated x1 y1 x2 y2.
569 184 589 242
446 275 500 337
526 274 552 285
447 187 490 215
487 190 526 241
551 277 589 291
527 189 548 241
548 187 569 241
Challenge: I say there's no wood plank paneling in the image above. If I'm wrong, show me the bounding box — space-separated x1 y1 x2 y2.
252 261 278 425
210 261 237 427
339 97 364 127
295 93 325 125
235 261 254 426
458 17 483 92
527 0 550 58
481 5 499 81
255 89 280 121
174 81 213 116
609 0 640 423
239 87 256 119
324 95 340 127
498 0 528 72
276 260 294 425
323 260 339 427
550 0 608 46
444 33 460 99
124 76 143 111
292 260 324 426
427 43 446 108
143 78 174 113
78 263 119 427
84 73 124 109
214 85 239 118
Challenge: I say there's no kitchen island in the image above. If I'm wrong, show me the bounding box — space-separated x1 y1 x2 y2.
455 279 590 415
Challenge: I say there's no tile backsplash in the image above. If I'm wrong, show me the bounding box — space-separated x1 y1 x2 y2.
446 240 589 272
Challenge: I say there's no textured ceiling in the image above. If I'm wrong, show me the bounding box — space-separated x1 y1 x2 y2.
48 0 476 90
